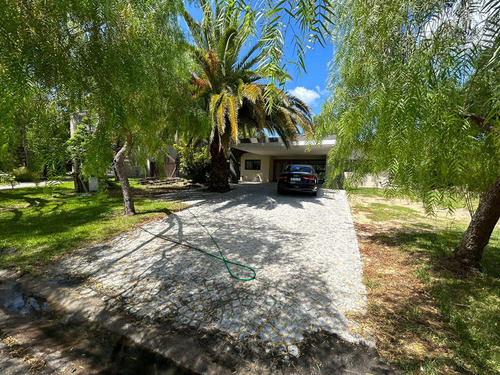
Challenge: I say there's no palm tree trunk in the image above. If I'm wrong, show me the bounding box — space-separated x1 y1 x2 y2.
208 131 230 193
454 174 500 270
113 141 136 216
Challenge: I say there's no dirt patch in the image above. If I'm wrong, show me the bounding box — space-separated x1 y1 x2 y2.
0 271 399 375
0 277 193 375
349 209 468 373
134 180 205 198
282 331 397 374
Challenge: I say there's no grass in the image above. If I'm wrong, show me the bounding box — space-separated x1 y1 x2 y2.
348 187 389 198
365 202 424 222
350 187 480 212
0 180 183 272
349 187 500 374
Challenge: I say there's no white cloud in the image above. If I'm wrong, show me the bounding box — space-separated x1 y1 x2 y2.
315 85 329 96
289 86 321 106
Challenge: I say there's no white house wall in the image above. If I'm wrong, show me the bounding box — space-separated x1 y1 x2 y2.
240 153 271 182
344 172 389 188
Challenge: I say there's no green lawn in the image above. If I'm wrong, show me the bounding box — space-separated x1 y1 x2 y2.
0 181 180 271
349 187 481 211
349 188 500 374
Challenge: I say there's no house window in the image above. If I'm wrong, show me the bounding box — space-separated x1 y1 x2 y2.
245 159 261 170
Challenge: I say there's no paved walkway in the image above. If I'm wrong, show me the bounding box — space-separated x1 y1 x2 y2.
0 180 67 190
55 183 370 357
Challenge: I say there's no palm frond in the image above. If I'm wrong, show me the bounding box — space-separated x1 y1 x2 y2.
218 27 238 76
209 93 220 122
228 94 239 141
216 91 227 134
182 9 206 48
240 83 261 104
185 0 314 153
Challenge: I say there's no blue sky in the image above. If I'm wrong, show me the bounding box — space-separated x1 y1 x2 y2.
183 3 333 115
283 42 333 114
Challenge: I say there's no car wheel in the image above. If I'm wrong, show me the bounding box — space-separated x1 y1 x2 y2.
311 190 317 197
277 188 284 195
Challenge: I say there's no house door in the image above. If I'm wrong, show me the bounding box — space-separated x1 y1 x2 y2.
273 159 289 181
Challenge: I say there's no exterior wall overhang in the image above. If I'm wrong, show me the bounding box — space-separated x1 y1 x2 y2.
233 135 336 156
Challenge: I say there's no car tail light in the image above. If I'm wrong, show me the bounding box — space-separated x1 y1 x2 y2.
303 176 315 181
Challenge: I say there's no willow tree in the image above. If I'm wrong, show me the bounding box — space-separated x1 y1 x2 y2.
319 0 500 270
0 0 194 215
183 0 314 192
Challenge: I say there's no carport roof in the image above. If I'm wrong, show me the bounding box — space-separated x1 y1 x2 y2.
233 135 336 156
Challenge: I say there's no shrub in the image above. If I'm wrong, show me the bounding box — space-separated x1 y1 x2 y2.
0 171 17 188
174 141 210 183
12 167 41 183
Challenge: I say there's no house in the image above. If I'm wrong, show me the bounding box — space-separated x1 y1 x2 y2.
232 135 336 182
124 146 179 179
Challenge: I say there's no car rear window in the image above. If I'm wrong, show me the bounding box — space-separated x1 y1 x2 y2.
285 165 312 173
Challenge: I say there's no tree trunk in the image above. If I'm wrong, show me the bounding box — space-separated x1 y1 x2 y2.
454 174 500 270
72 162 88 193
112 165 119 181
113 141 136 216
208 132 230 193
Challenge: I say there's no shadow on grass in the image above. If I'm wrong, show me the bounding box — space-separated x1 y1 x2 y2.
365 225 500 374
370 227 463 258
0 188 174 270
370 226 500 277
366 290 469 374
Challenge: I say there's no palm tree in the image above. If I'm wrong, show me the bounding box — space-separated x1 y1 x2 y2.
183 0 314 192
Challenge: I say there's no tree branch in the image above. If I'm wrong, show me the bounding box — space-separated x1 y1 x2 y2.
460 113 497 133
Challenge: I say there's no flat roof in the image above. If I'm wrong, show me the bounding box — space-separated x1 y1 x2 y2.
233 135 336 156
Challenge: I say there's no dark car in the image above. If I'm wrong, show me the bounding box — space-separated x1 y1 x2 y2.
277 164 318 196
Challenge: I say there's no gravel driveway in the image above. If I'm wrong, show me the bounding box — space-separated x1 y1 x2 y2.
56 183 370 356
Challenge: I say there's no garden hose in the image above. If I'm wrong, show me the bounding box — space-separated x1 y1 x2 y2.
105 193 256 281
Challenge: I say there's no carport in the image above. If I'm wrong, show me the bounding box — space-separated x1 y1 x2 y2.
233 135 336 182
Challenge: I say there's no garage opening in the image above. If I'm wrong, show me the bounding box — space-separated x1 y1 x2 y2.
272 159 326 182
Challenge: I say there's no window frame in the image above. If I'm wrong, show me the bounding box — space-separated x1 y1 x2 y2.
245 159 262 170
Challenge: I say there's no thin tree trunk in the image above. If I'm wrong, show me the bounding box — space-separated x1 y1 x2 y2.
208 131 230 193
112 165 120 181
454 174 500 270
72 163 88 193
113 141 136 216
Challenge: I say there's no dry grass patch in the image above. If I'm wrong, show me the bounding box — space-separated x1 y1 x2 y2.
355 222 458 373
349 189 500 374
